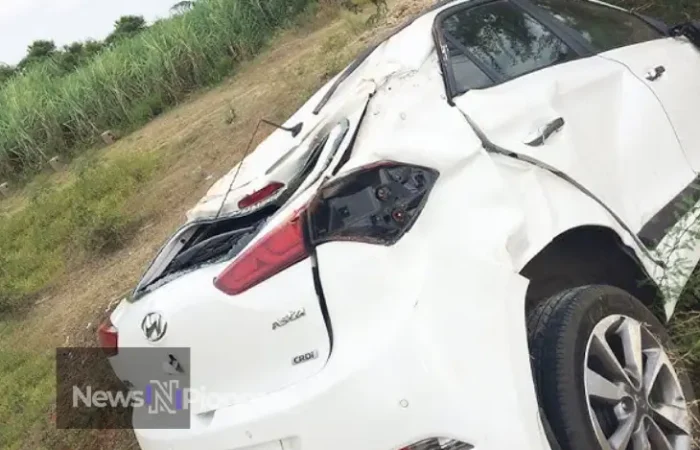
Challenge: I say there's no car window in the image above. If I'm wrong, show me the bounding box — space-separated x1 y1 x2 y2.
442 1 578 93
446 40 493 91
531 0 663 52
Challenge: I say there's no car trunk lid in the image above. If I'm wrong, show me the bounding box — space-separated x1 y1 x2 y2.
111 221 330 416
109 95 373 415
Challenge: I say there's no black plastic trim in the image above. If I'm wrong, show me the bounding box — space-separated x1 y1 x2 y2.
634 13 670 35
307 162 440 247
670 21 700 49
311 261 334 351
638 175 700 248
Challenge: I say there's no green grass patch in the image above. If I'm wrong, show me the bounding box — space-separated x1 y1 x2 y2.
0 153 158 314
0 347 54 450
0 0 315 178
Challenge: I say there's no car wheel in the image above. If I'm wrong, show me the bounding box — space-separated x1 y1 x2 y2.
527 285 697 450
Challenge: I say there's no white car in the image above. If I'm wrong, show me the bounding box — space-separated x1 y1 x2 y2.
100 1 700 449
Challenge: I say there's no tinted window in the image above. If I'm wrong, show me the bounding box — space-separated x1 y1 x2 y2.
443 1 578 93
532 0 662 52
446 40 493 91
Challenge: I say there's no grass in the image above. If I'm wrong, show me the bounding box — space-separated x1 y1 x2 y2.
2 0 696 181
0 153 159 314
0 348 54 450
0 0 698 448
0 3 379 448
0 0 314 179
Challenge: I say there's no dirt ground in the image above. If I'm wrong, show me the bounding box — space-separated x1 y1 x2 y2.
13 0 434 350
2 0 699 448
0 1 434 448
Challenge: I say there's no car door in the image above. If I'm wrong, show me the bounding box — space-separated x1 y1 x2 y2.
435 0 696 244
529 0 700 173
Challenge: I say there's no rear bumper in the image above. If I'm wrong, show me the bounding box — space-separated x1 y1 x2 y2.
135 244 553 450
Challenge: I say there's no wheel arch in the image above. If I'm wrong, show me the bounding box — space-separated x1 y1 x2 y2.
519 225 663 318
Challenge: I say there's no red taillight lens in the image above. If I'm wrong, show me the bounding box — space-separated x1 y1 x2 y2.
98 318 119 357
238 182 285 209
214 211 309 295
215 162 438 296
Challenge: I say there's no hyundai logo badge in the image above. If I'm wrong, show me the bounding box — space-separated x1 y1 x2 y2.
141 312 167 342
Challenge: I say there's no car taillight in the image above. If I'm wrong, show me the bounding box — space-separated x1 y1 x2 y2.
98 318 119 357
215 162 438 295
307 162 439 246
400 438 473 450
238 182 285 209
214 211 308 295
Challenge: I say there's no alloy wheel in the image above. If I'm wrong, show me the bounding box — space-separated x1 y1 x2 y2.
584 315 693 450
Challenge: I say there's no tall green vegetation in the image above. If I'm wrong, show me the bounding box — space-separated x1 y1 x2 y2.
0 64 14 85
17 40 59 70
1 12 145 83
0 40 106 82
0 0 313 178
171 1 197 14
104 15 148 45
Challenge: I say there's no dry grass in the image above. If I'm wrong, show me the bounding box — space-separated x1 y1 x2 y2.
0 1 432 448
0 0 698 448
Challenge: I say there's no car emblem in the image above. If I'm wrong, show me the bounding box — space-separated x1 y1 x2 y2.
272 308 306 330
292 350 319 365
141 312 167 342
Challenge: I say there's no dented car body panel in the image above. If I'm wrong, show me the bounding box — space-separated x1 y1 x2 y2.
108 1 700 449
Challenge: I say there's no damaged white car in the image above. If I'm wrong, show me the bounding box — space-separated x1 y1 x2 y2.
101 0 700 449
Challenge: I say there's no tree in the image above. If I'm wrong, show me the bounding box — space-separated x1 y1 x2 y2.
0 64 15 85
26 40 57 59
171 1 195 14
18 40 57 69
83 40 105 58
105 15 147 45
55 42 85 73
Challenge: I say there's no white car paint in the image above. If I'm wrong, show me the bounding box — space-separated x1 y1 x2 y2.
135 88 374 293
453 56 696 233
106 1 700 449
601 37 700 171
185 78 376 222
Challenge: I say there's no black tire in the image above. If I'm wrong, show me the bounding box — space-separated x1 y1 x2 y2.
527 285 697 450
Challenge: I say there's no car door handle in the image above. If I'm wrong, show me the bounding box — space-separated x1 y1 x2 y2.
646 65 666 81
525 117 565 147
